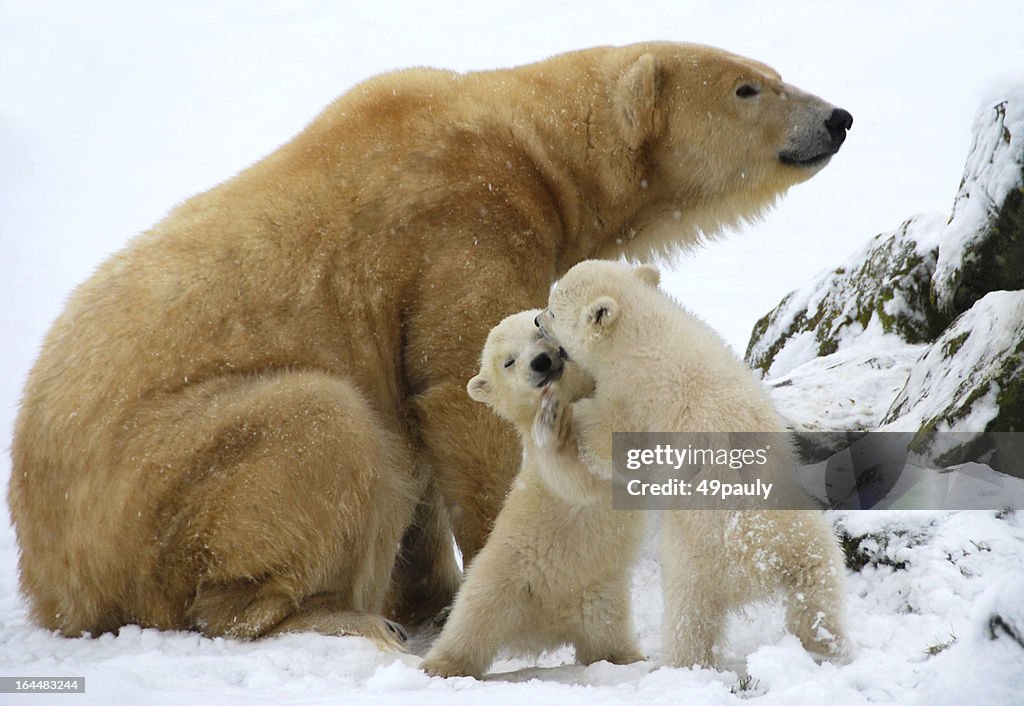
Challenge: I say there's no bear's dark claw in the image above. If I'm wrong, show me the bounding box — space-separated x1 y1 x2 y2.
385 619 409 643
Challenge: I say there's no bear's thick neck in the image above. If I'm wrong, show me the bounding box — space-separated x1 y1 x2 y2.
484 57 662 270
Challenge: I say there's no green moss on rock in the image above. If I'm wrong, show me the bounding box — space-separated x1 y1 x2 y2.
942 331 971 359
746 217 950 374
945 185 1024 317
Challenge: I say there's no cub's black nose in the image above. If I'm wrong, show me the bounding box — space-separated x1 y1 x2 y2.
826 108 853 148
530 352 552 373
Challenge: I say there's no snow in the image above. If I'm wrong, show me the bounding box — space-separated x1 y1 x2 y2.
3 1 1024 704
765 335 927 432
4 511 1023 704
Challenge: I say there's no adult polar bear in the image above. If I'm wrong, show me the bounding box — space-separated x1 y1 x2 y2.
9 42 851 644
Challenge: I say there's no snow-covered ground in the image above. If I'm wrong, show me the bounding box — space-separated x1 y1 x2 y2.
3 1 1024 704
2 509 1023 706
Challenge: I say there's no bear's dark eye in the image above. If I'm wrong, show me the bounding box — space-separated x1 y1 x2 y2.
735 84 760 98
504 358 515 369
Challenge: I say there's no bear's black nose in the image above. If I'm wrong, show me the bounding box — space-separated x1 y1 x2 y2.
826 108 853 149
530 353 552 373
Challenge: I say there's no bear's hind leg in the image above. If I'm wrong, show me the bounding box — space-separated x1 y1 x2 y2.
421 552 529 678
659 526 727 669
573 581 643 666
777 517 849 661
146 369 418 647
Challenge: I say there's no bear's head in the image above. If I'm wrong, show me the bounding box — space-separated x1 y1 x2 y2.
608 43 852 254
468 309 595 431
536 260 662 370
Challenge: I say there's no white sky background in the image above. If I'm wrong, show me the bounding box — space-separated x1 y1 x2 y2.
2 0 1024 488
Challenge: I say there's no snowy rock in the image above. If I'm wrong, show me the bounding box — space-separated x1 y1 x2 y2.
749 82 1024 455
831 511 938 571
747 81 1024 381
881 291 1024 434
879 291 1024 476
745 213 948 378
932 88 1024 318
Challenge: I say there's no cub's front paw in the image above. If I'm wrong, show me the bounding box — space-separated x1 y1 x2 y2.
532 383 574 451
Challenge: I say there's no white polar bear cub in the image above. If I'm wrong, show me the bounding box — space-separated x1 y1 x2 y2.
420 310 644 679
536 260 849 669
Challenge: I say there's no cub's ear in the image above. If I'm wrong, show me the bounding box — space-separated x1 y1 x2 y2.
615 53 661 149
586 295 619 334
634 264 661 287
467 375 491 403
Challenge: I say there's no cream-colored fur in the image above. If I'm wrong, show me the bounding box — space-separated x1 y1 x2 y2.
536 260 849 668
421 311 643 678
9 43 849 642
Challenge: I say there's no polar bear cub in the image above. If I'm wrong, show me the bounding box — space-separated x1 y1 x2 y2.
536 260 849 668
420 310 644 679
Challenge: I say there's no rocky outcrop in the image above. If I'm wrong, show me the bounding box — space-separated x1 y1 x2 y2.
745 214 947 378
881 291 1024 434
747 83 1024 439
880 290 1024 477
932 98 1024 318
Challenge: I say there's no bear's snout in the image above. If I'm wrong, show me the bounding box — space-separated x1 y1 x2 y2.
531 352 553 373
826 108 853 150
779 104 854 169
529 349 564 387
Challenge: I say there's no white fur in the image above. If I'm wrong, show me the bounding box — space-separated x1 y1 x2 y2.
539 260 850 668
421 311 644 679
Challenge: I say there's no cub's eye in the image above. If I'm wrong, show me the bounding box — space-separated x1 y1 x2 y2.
735 84 760 98
503 358 515 369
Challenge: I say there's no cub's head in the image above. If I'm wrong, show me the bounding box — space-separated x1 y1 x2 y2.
607 42 852 252
536 260 662 369
468 309 595 430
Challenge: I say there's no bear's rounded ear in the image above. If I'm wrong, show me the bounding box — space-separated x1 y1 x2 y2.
467 375 491 403
586 295 619 333
634 264 661 288
615 53 661 149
